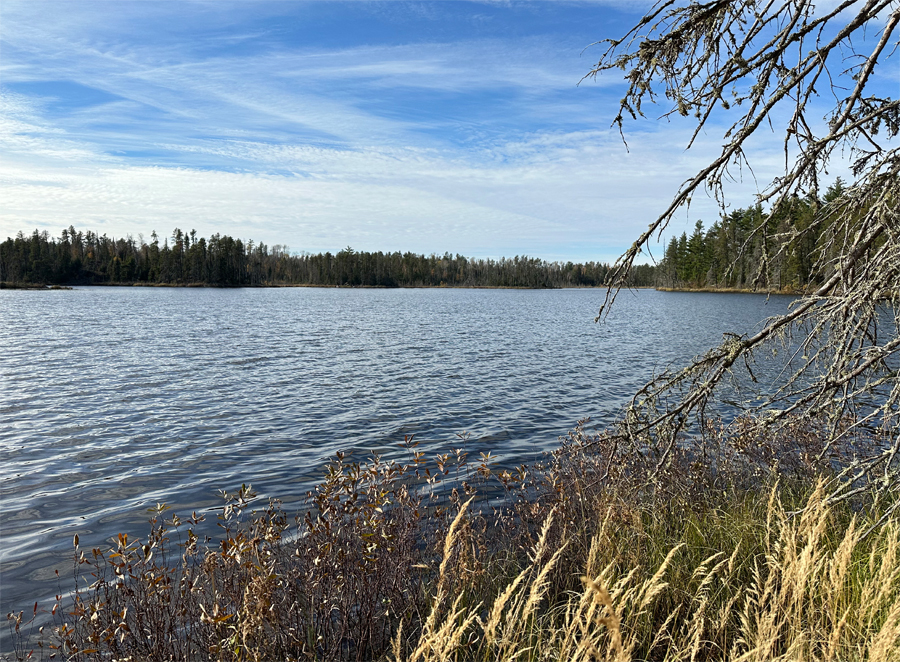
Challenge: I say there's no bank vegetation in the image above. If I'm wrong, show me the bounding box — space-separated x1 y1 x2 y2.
6 415 899 662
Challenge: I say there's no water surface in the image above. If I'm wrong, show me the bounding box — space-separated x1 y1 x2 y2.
0 287 795 626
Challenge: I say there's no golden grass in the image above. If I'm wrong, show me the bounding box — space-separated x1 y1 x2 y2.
395 481 900 662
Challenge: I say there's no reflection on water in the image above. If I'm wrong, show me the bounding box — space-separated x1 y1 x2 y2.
0 286 796 624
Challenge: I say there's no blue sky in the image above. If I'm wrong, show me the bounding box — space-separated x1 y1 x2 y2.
1 1 895 263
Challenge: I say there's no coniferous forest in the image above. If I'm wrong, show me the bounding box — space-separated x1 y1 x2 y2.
656 179 847 290
0 226 656 288
0 178 848 291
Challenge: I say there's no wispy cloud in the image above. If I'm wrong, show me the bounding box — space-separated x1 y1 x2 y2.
0 1 887 262
0 114 793 262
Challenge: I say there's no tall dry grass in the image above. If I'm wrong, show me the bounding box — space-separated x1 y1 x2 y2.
396 482 900 662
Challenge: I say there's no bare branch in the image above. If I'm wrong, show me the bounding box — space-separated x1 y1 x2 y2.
589 0 900 502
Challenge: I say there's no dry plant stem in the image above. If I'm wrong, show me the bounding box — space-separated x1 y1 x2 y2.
397 482 900 661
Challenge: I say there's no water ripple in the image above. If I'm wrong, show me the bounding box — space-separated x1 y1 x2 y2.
0 286 795 626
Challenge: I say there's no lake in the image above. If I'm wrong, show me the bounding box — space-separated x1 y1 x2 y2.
0 286 796 629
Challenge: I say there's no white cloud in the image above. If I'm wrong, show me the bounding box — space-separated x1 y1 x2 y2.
0 0 888 263
0 111 796 263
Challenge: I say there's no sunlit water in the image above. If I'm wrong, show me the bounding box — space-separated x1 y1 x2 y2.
0 286 796 635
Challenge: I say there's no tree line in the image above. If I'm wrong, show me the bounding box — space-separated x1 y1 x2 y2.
0 226 657 288
657 179 848 290
2 179 847 292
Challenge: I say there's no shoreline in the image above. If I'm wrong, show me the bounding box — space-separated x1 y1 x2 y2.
2 281 798 294
0 282 72 290
1 281 610 290
655 285 800 295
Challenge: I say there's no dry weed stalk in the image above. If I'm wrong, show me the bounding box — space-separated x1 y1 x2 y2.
397 481 900 662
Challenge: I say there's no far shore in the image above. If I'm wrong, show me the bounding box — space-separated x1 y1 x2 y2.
656 285 800 295
0 281 800 294
11 282 885 297
0 282 72 290
2 281 605 290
